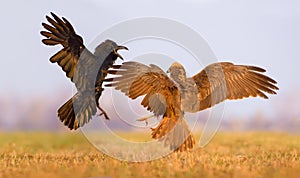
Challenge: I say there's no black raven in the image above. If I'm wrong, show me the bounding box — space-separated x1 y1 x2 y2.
41 12 128 130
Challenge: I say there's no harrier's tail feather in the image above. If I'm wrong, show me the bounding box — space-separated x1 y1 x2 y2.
58 92 97 130
151 116 195 152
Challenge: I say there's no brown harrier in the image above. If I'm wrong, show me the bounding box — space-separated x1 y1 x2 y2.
104 61 278 151
41 12 128 130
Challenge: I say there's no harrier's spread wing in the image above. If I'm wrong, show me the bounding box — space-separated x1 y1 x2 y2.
41 12 96 89
105 61 181 118
105 61 195 151
188 62 278 112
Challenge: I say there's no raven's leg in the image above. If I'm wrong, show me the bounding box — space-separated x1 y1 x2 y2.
97 105 110 120
136 115 155 126
95 86 109 120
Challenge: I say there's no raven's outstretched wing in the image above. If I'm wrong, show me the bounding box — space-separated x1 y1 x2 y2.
40 12 96 87
41 12 101 129
188 62 278 112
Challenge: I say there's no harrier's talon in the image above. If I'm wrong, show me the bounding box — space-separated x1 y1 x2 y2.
136 115 154 126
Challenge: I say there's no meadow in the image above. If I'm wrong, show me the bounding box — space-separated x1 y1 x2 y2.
0 131 299 178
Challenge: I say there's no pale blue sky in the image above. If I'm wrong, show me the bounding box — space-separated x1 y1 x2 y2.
0 0 299 119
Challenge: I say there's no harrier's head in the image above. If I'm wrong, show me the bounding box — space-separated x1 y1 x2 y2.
167 62 187 83
94 39 128 60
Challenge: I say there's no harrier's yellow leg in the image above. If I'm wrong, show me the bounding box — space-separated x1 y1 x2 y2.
136 115 155 126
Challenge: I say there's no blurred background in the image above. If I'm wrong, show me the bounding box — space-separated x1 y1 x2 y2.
0 0 299 132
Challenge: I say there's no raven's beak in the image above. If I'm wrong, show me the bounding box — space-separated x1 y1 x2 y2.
113 45 128 60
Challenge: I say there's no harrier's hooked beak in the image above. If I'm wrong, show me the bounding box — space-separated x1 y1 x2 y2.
113 45 128 60
166 67 170 73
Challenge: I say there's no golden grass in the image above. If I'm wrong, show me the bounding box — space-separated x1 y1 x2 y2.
0 131 299 178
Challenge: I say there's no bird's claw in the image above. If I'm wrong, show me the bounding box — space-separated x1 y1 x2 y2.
98 112 110 120
136 115 154 126
137 117 149 126
97 105 110 120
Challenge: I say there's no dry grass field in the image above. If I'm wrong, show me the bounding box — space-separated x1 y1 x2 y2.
0 131 300 178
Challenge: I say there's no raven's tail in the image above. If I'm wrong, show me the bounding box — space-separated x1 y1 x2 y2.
58 92 97 130
151 116 195 152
